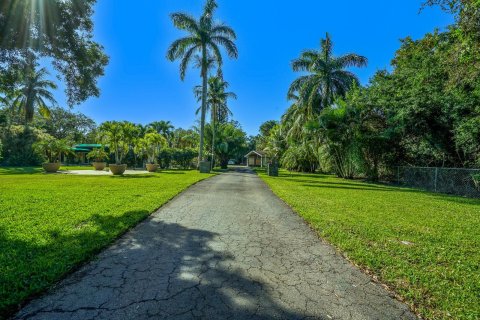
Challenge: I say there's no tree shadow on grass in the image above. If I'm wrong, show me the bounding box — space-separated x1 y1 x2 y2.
109 174 157 179
301 183 425 194
300 181 480 205
7 212 319 319
158 170 187 175
0 167 43 175
277 172 329 179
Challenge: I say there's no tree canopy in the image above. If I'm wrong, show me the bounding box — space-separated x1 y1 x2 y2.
0 0 108 106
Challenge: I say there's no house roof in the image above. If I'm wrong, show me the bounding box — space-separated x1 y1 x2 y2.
244 150 266 157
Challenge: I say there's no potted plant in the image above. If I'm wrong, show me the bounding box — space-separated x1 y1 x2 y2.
143 132 166 172
86 148 109 170
98 121 128 175
34 137 73 173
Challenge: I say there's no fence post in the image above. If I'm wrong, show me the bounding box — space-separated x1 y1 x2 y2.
434 167 438 192
397 167 400 184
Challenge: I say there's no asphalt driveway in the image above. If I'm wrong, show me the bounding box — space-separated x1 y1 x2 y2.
17 168 416 320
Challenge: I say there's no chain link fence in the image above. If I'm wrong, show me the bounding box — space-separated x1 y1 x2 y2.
396 166 480 198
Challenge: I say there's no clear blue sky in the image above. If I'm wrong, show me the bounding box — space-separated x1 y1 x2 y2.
52 0 453 136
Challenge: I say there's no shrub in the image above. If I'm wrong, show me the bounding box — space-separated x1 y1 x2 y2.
143 132 166 164
172 148 197 169
0 126 48 166
157 148 196 169
33 137 73 163
97 121 129 164
158 148 173 169
86 148 109 162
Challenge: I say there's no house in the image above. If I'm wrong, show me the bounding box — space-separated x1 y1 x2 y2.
244 150 268 167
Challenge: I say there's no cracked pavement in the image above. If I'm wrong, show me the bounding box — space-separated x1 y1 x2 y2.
16 168 416 320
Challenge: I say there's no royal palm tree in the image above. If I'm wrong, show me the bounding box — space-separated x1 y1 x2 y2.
288 33 367 113
13 67 57 124
167 0 238 166
194 76 237 168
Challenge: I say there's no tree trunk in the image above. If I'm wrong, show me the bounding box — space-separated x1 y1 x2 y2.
211 107 216 169
198 46 208 166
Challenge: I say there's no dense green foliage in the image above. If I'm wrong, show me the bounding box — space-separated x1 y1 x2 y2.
98 121 136 165
204 121 248 168
258 169 480 319
86 148 109 162
259 2 480 179
0 169 213 317
11 66 57 123
157 148 197 169
33 136 73 163
254 34 367 174
35 107 96 142
0 0 108 106
195 76 238 167
288 33 367 111
0 125 50 166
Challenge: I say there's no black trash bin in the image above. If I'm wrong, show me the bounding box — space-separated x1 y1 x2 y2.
267 163 278 176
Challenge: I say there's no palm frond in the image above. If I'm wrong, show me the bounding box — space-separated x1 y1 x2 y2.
170 13 199 33
335 53 368 68
211 24 237 39
208 42 224 67
166 37 198 61
287 75 315 99
210 36 238 59
203 0 218 18
180 46 200 80
291 57 311 72
36 89 58 104
37 100 52 119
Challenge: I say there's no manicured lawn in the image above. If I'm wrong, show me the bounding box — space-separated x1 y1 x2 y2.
0 166 93 175
0 168 213 317
257 170 479 320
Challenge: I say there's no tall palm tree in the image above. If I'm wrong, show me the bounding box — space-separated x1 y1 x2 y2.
167 0 238 166
194 76 236 123
148 120 174 146
195 76 237 168
288 33 367 113
13 67 57 124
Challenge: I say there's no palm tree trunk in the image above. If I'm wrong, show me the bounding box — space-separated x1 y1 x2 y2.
211 114 216 170
198 46 208 166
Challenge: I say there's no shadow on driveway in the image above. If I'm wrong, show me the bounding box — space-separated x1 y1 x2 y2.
16 218 318 319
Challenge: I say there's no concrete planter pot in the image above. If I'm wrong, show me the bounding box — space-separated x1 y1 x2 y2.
109 164 127 175
199 161 211 173
92 162 106 171
146 163 159 172
42 162 61 173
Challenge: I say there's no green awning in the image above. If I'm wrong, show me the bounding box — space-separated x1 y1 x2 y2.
74 144 102 148
71 147 90 152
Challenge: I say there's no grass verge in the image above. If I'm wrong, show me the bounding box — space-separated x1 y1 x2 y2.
257 169 479 320
0 168 213 317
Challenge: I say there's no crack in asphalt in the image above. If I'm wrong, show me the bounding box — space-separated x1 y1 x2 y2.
16 169 417 320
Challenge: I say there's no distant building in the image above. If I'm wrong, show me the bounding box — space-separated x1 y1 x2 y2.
244 150 268 167
70 144 103 164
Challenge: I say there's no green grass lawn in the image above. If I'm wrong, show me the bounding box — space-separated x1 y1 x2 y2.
0 168 213 317
257 169 479 320
0 166 94 175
